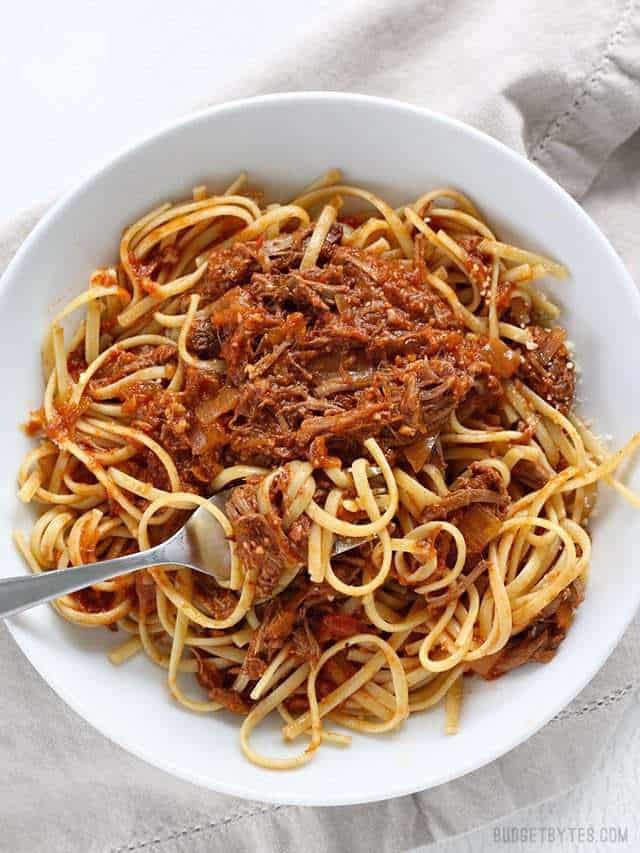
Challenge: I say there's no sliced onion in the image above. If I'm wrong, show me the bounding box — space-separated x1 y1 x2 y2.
403 435 436 473
334 293 348 315
196 387 239 422
487 338 521 378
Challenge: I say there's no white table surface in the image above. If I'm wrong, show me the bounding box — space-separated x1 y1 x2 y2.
3 2 639 850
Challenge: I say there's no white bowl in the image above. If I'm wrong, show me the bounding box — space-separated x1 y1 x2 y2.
2 93 639 806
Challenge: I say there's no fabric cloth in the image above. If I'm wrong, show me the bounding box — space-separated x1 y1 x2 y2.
3 2 640 850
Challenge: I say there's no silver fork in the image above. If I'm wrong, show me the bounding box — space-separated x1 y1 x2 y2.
1 487 363 619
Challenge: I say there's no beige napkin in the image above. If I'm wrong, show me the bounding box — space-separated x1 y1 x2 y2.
3 1 640 850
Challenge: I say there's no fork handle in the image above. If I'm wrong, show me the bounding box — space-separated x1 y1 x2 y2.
0 546 175 619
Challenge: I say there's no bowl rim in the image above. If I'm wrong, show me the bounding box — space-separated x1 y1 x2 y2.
3 91 639 806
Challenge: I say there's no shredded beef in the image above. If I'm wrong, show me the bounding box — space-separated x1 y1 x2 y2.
201 243 258 299
240 592 302 679
208 687 252 714
188 317 220 359
92 344 176 389
518 326 575 414
421 463 510 522
290 619 321 662
259 223 343 273
194 651 252 713
469 579 585 680
195 652 224 690
109 228 533 479
239 577 345 680
190 242 494 467
192 575 238 620
135 569 156 616
420 484 507 523
419 463 510 555
225 480 305 602
235 513 301 600
315 612 366 643
298 360 471 448
511 458 550 490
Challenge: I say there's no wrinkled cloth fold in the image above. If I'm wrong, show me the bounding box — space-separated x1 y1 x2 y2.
2 1 640 851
